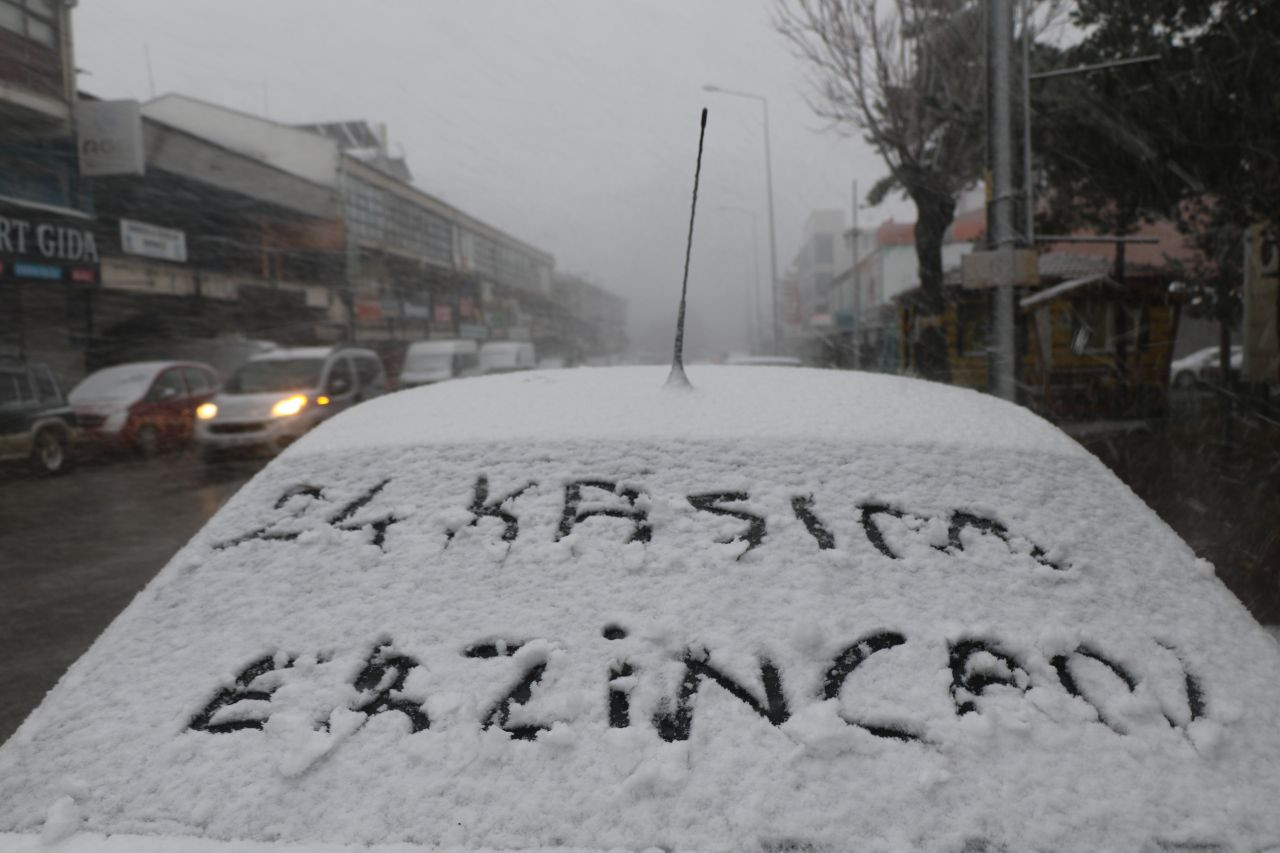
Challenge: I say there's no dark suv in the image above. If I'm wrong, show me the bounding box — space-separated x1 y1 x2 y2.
0 357 77 475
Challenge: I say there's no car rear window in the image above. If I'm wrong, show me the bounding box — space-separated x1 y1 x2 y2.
1 437 1278 850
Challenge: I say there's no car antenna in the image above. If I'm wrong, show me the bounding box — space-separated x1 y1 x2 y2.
665 107 707 391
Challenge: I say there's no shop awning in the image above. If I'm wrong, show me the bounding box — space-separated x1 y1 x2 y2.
1019 273 1118 311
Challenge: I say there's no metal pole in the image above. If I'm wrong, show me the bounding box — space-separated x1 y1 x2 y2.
1021 0 1033 245
990 0 1017 401
852 179 862 370
1029 54 1161 81
750 213 762 353
761 99 781 353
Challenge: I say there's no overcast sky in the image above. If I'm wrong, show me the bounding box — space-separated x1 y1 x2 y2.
74 1 913 356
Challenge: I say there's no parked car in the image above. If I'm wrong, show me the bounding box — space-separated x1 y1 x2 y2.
69 361 221 457
0 356 76 475
1170 345 1242 388
1198 347 1244 385
2 366 1279 851
397 339 480 389
195 345 385 461
724 353 804 367
479 340 537 374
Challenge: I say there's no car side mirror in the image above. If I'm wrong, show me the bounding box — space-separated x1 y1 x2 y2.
157 385 180 401
327 375 352 396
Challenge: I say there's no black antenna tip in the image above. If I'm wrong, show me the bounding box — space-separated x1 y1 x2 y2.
700 107 708 127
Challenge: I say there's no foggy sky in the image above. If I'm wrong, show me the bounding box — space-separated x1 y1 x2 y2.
74 0 913 357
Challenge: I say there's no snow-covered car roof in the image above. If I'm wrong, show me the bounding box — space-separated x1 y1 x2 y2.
2 366 1279 852
1171 345 1242 371
249 346 350 362
406 339 479 355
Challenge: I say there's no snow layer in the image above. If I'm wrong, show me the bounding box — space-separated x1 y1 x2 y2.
290 366 1088 458
2 368 1279 852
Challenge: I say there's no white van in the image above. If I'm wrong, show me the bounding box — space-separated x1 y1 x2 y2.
195 345 385 460
398 339 480 389
479 340 536 374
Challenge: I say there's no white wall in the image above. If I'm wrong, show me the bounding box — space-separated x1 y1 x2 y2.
876 240 979 306
143 95 339 188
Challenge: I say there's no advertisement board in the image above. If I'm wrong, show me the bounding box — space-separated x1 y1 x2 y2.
76 100 146 177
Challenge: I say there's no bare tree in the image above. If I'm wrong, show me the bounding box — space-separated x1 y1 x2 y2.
776 0 987 379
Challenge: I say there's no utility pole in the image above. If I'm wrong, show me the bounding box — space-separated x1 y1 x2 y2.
1021 0 1034 244
851 179 862 370
988 0 1018 402
762 100 780 352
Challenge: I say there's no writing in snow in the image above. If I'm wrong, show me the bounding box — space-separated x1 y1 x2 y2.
188 630 1208 751
213 475 1064 570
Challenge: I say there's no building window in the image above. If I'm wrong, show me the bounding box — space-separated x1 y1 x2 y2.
1070 297 1111 353
0 0 58 47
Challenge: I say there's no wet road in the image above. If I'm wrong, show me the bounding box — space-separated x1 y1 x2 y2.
0 454 257 745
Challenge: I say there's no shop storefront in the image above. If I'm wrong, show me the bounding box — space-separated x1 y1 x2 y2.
0 205 100 384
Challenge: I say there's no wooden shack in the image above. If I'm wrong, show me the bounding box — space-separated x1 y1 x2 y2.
895 252 1182 421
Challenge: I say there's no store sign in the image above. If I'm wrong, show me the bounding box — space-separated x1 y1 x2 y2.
120 219 187 263
0 214 99 263
0 214 100 284
962 249 1039 289
402 300 431 320
355 299 384 323
76 100 146 177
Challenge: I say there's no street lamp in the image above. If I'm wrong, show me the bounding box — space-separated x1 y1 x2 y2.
703 84 780 352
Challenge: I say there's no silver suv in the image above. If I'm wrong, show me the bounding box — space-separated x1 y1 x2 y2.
195 345 384 461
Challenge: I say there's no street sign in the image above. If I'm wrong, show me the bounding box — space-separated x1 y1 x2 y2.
120 218 187 263
962 249 1039 289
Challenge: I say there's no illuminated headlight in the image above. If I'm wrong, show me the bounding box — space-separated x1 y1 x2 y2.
103 411 128 432
271 395 308 418
196 402 218 421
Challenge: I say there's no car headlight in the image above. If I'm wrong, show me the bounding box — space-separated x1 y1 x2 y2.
196 402 218 420
103 411 128 432
271 395 308 418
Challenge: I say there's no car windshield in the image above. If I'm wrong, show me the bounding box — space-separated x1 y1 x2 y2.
67 365 156 405
224 359 323 394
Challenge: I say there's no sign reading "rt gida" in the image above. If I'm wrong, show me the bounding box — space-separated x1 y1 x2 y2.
0 214 100 263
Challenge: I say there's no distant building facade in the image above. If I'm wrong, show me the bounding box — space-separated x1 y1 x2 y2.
4 44 623 388
781 210 851 354
551 273 627 363
0 0 94 382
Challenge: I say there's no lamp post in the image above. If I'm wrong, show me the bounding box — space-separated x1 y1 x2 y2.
703 84 780 351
